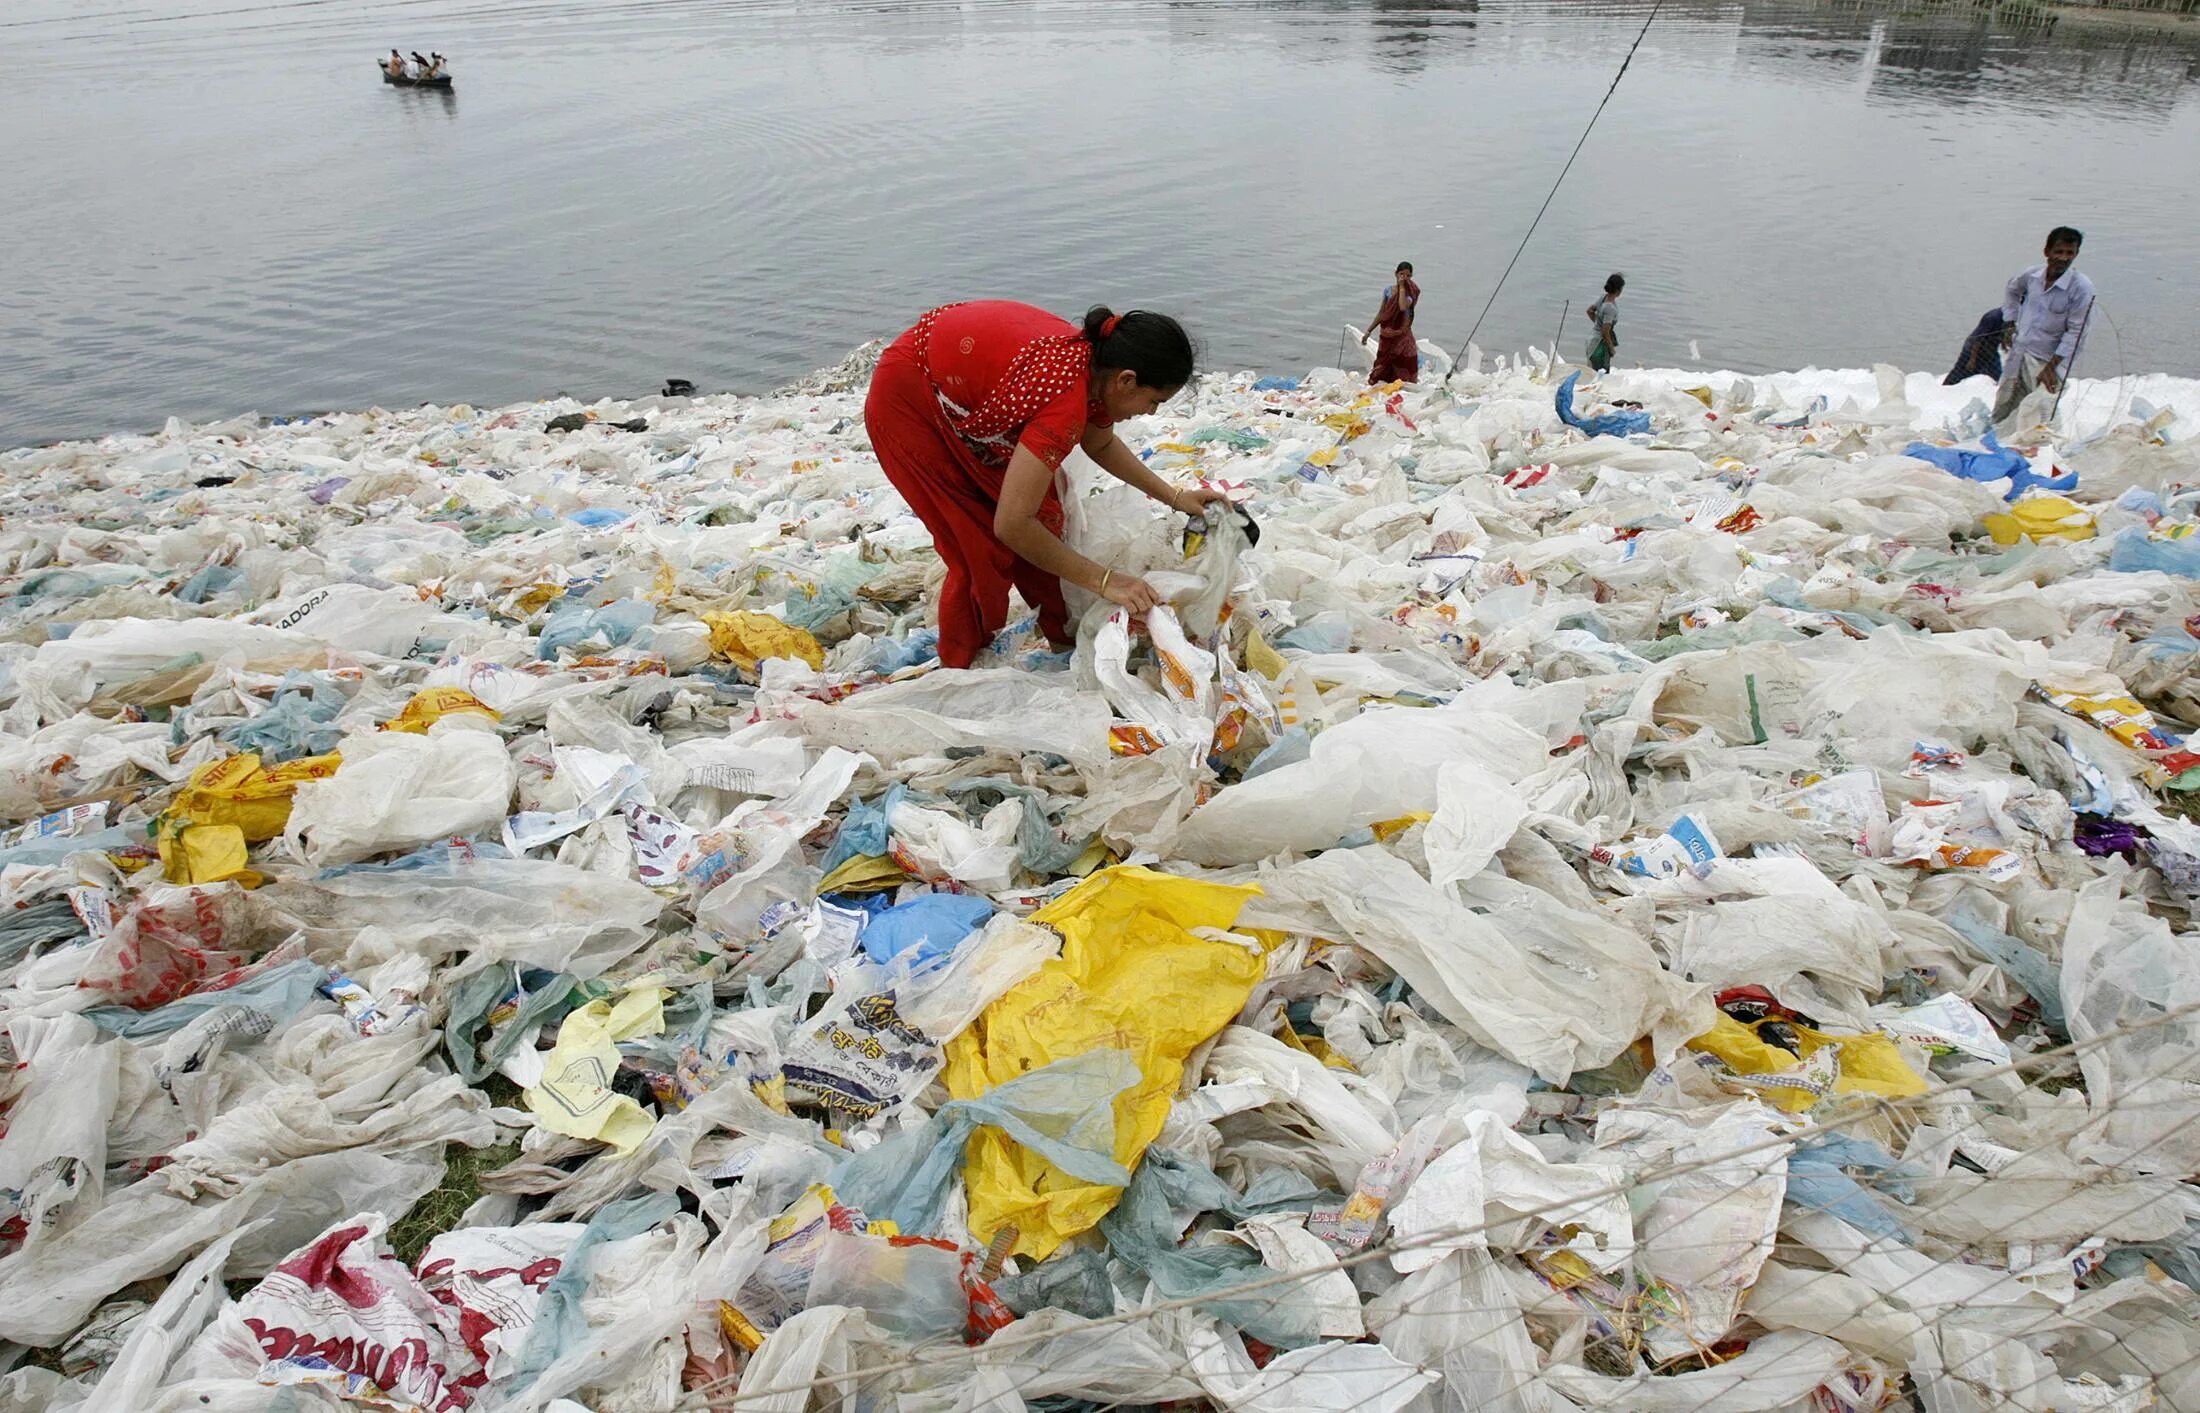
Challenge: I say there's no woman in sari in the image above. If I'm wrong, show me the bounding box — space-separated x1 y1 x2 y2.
864 301 1227 668
1368 262 1420 384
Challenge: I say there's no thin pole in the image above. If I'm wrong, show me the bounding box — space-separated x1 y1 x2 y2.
2046 295 2095 426
1451 0 1662 370
1551 299 1571 377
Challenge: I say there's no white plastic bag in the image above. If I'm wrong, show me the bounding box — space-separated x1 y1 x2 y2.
1184 1317 1435 1413
889 798 1023 893
233 1214 479 1409
1540 1330 1848 1410
1365 1249 1555 1413
1248 849 1702 1084
285 726 516 866
0 1014 119 1250
1425 759 1530 888
1092 606 1217 755
0 1146 448 1347
1389 1109 1633 1276
1175 700 1544 866
74 1225 256 1413
800 670 1111 767
1595 1104 1788 1358
248 583 440 659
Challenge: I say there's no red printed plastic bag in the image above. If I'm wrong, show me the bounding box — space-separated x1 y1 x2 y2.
74 887 254 1010
416 1223 586 1382
239 1215 484 1410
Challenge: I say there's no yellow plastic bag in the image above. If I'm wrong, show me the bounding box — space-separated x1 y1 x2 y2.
380 687 501 733
524 983 669 1157
157 824 256 887
815 853 907 894
1243 628 1289 683
170 751 342 840
1687 1014 1928 1113
1370 811 1431 842
1982 495 2095 546
944 866 1262 1259
159 751 342 883
702 612 825 674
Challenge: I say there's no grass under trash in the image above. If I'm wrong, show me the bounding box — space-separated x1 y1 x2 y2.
385 1073 524 1267
389 1139 523 1268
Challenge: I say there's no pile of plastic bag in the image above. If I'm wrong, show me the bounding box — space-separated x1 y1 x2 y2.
2 344 2199 1412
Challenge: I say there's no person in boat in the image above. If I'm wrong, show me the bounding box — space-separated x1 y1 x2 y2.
1367 262 1420 384
411 51 431 77
385 49 407 78
864 301 1227 668
426 52 447 78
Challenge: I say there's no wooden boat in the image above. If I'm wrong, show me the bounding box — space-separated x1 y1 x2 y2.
377 65 453 88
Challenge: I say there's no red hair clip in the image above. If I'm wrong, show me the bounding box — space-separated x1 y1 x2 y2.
1100 314 1121 338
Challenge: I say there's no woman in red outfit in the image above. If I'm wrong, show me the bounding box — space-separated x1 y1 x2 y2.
1368 261 1420 385
865 301 1228 668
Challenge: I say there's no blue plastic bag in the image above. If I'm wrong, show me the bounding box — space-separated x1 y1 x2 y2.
2109 527 2200 579
81 958 328 1039
1555 370 1651 438
832 1048 1136 1236
219 672 345 761
535 597 655 659
174 564 243 604
1784 1135 1917 1244
858 892 994 967
820 783 907 874
1902 429 2074 501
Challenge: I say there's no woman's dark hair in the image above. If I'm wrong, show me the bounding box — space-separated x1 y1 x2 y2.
1605 272 1626 294
1082 306 1194 390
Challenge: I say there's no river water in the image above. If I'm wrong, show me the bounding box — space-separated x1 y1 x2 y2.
4 0 2197 446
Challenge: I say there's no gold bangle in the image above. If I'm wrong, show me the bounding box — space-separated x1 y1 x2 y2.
1099 568 1114 597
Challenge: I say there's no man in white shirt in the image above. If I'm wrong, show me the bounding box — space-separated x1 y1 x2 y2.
1992 226 2094 427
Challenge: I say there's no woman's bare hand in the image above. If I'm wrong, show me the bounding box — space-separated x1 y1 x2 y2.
1101 571 1162 614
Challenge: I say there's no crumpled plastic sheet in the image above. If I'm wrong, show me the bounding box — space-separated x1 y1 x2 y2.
3 351 2200 1411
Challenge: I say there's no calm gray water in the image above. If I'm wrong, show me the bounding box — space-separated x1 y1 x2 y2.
4 0 2198 446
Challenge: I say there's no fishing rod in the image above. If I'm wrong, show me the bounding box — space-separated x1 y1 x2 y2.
1450 0 1662 372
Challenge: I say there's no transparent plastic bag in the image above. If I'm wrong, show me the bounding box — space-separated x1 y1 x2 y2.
2062 866 2200 1175
805 1231 969 1343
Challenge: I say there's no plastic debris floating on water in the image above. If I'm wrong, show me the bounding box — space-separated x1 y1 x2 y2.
2 352 2199 1410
